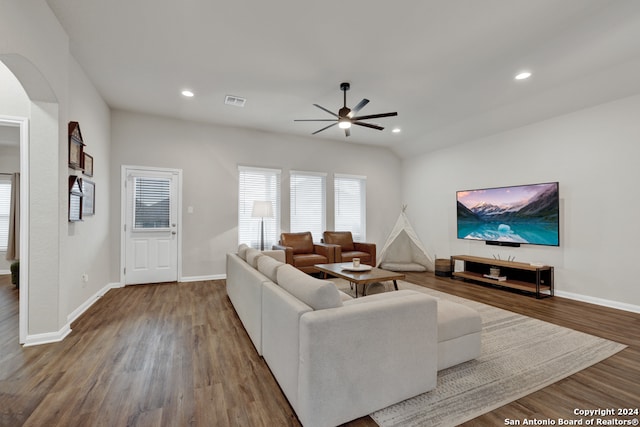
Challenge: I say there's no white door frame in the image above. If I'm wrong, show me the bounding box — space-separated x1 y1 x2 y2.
120 165 182 285
0 115 30 344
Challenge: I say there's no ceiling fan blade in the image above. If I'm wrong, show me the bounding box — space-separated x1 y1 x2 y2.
345 128 351 137
353 121 384 131
349 99 369 117
313 104 339 118
294 119 338 122
351 112 398 121
312 122 338 135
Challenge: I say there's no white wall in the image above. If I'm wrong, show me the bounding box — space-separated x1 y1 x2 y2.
111 110 402 279
60 56 111 322
1 1 113 340
403 93 640 310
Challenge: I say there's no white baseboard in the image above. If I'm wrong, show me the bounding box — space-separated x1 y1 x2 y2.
180 274 226 282
23 324 72 347
22 282 123 347
0 269 10 275
555 290 640 314
66 282 123 324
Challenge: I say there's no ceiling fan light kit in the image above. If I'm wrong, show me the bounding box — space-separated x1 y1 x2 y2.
295 82 397 137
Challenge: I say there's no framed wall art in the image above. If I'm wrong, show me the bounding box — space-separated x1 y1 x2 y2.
68 121 85 170
83 153 94 177
82 179 95 216
69 175 83 221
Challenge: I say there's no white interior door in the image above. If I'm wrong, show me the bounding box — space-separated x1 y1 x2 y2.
123 167 180 285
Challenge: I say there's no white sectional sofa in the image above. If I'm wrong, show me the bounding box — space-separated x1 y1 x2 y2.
226 245 481 427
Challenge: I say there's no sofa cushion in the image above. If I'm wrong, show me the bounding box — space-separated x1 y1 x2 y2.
257 255 284 283
437 299 482 342
238 243 250 260
292 253 329 268
276 264 343 310
246 248 263 269
323 231 355 252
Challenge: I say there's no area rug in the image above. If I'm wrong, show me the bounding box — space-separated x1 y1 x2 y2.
332 280 627 427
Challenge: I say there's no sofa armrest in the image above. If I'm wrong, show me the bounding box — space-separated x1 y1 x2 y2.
354 242 376 265
272 244 294 264
296 290 438 427
312 243 338 263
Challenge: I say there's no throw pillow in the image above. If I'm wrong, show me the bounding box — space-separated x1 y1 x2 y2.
276 264 343 310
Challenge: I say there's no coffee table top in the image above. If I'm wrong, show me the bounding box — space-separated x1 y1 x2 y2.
315 263 405 285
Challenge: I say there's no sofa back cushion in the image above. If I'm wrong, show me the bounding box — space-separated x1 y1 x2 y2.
276 264 343 310
238 243 250 260
323 231 355 252
280 232 314 255
257 255 284 283
246 248 263 268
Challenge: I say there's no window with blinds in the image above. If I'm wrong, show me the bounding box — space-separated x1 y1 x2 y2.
238 166 281 249
0 177 10 251
133 177 171 229
290 171 326 242
334 174 366 241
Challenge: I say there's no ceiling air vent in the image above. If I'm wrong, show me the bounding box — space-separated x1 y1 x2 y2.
224 95 246 107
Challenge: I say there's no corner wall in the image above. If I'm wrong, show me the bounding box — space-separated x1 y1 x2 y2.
403 93 640 310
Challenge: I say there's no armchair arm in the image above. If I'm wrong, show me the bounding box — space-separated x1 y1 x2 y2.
354 242 376 265
272 244 294 265
296 291 438 427
312 243 338 263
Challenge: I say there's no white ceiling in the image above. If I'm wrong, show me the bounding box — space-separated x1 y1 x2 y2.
45 0 640 158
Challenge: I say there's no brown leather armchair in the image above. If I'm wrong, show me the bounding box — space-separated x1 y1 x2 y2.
323 231 376 266
273 232 337 274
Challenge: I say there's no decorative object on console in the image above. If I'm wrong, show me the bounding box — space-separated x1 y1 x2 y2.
456 182 559 247
68 121 85 170
251 200 273 250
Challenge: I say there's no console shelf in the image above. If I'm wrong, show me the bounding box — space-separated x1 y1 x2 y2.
450 255 554 299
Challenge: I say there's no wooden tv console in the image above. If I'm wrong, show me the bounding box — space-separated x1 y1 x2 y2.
450 255 554 299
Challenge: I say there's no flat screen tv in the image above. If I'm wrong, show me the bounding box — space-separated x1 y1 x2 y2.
456 182 559 247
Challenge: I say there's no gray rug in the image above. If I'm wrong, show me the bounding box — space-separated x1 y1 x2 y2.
333 280 626 427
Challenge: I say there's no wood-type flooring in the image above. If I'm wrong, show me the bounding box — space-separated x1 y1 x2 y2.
0 272 638 426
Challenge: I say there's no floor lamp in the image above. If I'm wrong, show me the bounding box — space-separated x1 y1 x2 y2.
252 201 274 251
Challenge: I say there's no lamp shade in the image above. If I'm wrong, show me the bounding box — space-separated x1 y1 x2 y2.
251 200 273 218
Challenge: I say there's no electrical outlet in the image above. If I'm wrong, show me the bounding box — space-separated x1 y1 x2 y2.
82 273 89 283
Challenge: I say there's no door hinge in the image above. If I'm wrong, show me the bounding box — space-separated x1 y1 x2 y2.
124 224 126 232
123 267 126 275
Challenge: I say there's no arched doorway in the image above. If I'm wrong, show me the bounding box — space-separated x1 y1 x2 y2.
0 54 59 344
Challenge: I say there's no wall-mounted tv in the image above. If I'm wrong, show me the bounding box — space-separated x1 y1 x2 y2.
456 182 559 247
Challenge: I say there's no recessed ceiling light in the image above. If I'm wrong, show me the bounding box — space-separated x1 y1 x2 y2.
514 72 532 80
181 90 194 97
392 128 401 133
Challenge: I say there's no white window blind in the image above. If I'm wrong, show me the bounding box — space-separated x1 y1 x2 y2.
0 177 10 251
334 174 366 241
133 177 171 229
238 166 281 249
290 171 326 242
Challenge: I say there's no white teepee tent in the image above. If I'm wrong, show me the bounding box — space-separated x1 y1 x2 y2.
377 206 434 272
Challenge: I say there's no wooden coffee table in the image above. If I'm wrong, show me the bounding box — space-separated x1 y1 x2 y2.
314 263 405 297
